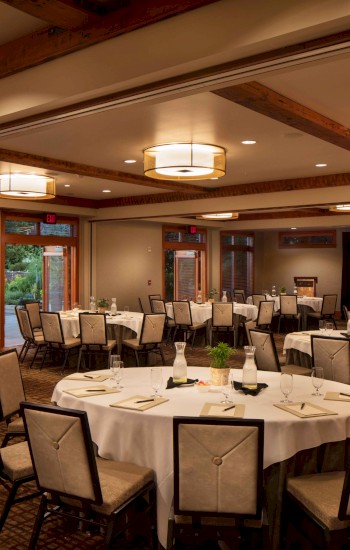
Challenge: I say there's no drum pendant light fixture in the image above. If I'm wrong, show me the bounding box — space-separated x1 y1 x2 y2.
143 142 226 181
0 173 56 199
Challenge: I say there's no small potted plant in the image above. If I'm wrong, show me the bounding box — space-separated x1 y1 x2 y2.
280 287 287 295
206 341 237 386
207 289 218 303
96 297 109 313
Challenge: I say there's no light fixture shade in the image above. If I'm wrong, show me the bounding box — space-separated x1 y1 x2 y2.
144 143 226 181
0 174 56 199
197 212 239 220
329 204 350 212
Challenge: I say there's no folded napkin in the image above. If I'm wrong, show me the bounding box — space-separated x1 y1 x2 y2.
63 385 119 398
166 377 198 389
110 395 168 411
200 403 245 418
274 401 337 418
64 373 110 382
233 381 268 396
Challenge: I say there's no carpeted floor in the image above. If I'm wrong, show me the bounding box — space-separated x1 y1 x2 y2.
0 330 309 549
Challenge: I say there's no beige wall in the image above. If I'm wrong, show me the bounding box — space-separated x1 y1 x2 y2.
254 230 344 305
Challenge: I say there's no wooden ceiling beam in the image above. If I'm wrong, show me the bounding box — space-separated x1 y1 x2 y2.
0 0 93 30
0 0 219 78
213 81 350 151
0 147 206 194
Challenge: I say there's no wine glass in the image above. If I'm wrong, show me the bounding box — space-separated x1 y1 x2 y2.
150 368 163 398
110 359 124 389
319 320 326 333
280 373 293 403
124 306 129 317
325 322 334 336
311 367 324 396
220 371 234 404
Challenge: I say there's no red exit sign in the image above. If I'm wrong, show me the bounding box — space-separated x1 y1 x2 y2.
43 213 57 224
188 225 197 234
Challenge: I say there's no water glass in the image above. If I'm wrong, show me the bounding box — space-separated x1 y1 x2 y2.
311 367 324 396
280 373 293 403
325 322 334 336
124 306 129 317
110 358 123 389
220 372 234 404
150 368 163 398
319 320 326 333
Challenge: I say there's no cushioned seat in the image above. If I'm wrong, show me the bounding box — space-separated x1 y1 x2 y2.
77 313 116 371
122 313 166 366
40 311 81 373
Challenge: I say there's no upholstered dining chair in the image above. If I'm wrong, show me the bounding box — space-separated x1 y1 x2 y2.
167 417 266 550
0 349 26 448
283 436 350 549
172 301 207 348
278 295 301 333
77 313 116 371
244 320 257 346
17 308 46 368
122 313 166 366
311 334 350 384
25 302 42 333
148 294 162 308
233 289 246 303
249 329 311 376
0 440 38 533
21 402 157 549
40 312 81 373
307 293 338 329
150 299 175 344
256 300 274 329
210 302 234 346
251 294 266 308
15 305 31 362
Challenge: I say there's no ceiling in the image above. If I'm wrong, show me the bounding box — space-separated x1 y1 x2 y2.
0 0 350 230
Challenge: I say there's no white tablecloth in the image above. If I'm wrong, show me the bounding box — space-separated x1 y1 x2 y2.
283 329 346 357
247 295 280 312
60 311 143 339
52 366 350 548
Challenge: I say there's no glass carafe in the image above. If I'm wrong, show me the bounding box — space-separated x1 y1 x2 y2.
242 346 257 390
173 342 187 383
89 296 96 311
271 285 276 297
110 298 117 316
222 290 227 302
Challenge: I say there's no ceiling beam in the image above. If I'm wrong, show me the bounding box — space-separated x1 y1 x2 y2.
0 0 219 78
213 81 350 151
0 0 93 30
0 147 207 194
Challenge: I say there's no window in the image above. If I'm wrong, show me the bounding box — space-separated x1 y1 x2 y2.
279 230 336 248
221 232 254 297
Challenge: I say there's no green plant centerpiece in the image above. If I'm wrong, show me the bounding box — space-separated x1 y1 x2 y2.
96 297 108 312
280 287 286 295
206 341 237 386
207 288 218 302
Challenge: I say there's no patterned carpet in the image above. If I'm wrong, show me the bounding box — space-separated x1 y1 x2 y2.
0 331 296 549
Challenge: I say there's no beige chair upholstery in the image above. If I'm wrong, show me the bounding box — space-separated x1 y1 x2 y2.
256 300 274 329
244 320 257 346
249 329 311 376
17 308 46 368
148 294 161 308
122 313 166 366
167 417 265 549
151 299 175 343
307 294 338 329
172 301 208 348
0 349 26 448
25 302 42 332
15 306 30 362
284 439 350 549
311 335 350 384
278 295 301 333
0 441 38 532
210 302 234 346
21 402 156 549
251 294 266 308
40 312 81 373
233 289 245 304
77 313 116 371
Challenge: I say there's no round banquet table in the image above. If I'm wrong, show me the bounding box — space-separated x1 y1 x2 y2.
52 367 350 549
283 329 347 367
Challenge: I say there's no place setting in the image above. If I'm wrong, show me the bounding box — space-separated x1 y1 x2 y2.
200 371 245 418
110 367 169 411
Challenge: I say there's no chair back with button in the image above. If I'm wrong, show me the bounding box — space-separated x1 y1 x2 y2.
249 329 280 372
256 300 274 328
169 416 264 548
233 290 245 303
25 302 42 331
139 313 166 345
320 294 337 316
0 349 26 447
311 335 350 384
172 301 192 326
252 294 266 308
212 302 234 328
280 295 298 315
79 312 108 347
150 299 166 314
21 401 157 549
40 312 81 373
148 294 162 308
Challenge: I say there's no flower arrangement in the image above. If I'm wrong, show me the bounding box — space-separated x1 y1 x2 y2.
96 297 109 308
206 341 236 369
207 288 218 299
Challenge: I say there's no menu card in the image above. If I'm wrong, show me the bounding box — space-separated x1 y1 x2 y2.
200 403 245 418
324 391 350 402
63 385 119 398
274 401 337 418
64 373 110 382
110 395 169 411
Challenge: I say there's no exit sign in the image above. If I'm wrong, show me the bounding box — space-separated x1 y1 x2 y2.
188 225 197 234
44 213 57 224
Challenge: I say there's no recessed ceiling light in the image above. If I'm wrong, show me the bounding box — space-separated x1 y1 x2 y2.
124 159 137 164
290 227 297 230
315 163 327 167
329 204 350 212
197 212 239 220
102 189 111 193
241 140 256 145
210 177 219 180
64 184 70 188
